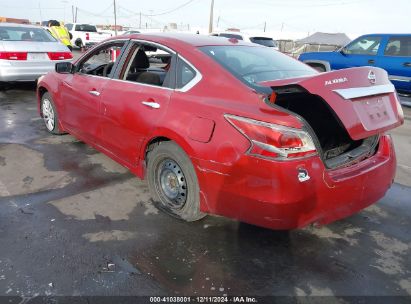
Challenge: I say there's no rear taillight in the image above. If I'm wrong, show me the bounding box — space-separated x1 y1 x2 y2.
47 52 73 60
85 33 90 40
0 52 28 60
225 114 317 160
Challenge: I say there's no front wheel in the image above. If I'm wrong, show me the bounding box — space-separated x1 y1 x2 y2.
41 93 65 135
147 141 206 222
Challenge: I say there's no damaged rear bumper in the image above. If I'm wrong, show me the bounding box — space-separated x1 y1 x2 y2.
193 134 396 230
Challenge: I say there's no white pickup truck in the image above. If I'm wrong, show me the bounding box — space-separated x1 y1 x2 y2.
65 23 112 49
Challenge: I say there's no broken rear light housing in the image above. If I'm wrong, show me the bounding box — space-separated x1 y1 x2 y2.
225 114 317 160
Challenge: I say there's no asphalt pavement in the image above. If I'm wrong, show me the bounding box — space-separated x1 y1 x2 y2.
0 83 410 302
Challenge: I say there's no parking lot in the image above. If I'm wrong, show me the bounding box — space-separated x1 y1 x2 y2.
0 80 410 301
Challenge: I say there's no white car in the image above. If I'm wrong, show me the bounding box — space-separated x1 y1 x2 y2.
64 23 112 49
211 31 279 50
0 23 73 85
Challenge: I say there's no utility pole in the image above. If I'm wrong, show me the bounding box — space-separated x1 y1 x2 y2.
38 2 43 22
139 12 142 29
113 0 117 35
75 7 78 23
72 5 75 23
217 16 220 28
263 21 266 32
208 0 214 33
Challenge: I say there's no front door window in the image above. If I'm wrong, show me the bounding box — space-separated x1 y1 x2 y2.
77 42 126 78
345 36 382 55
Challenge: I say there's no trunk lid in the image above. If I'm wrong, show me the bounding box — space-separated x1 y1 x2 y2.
259 67 404 140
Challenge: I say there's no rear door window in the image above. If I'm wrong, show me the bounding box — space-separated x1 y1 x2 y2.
120 42 175 88
384 36 411 57
0 26 56 42
176 58 196 89
249 37 277 47
75 24 97 32
345 36 382 55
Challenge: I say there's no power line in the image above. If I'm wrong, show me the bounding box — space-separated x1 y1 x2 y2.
145 0 198 16
252 0 363 8
119 0 198 18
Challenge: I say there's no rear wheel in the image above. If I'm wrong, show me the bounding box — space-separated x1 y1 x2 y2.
75 39 83 48
147 141 206 222
41 93 65 135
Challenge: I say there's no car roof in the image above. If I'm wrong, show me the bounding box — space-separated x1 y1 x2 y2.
0 23 42 29
212 31 274 39
117 32 257 47
359 33 411 36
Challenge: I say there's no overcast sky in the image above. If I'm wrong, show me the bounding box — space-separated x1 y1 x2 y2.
1 0 410 38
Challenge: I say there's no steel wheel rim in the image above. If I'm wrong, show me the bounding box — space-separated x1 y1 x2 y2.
42 98 55 131
156 158 187 209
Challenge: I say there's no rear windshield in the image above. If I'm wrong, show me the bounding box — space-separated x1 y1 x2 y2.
75 24 97 32
218 33 243 40
250 37 277 47
200 46 316 89
0 26 56 42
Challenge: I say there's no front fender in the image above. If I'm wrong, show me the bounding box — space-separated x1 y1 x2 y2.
37 74 65 130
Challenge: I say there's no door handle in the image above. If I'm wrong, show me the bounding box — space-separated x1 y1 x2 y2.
368 59 375 64
142 101 160 109
403 62 411 67
89 90 100 96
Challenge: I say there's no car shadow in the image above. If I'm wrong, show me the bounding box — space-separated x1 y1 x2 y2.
0 82 37 92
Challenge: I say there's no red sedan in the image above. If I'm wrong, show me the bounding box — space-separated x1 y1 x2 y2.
37 34 404 230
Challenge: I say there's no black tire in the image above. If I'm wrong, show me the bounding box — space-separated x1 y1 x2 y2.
40 92 65 135
75 39 83 48
147 141 206 222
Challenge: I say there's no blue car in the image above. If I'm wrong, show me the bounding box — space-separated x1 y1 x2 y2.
298 34 411 94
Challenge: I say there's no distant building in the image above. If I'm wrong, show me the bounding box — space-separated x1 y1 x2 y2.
297 32 351 47
0 17 30 24
96 24 123 31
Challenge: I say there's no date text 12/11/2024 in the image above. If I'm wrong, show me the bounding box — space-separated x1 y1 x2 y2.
149 296 258 303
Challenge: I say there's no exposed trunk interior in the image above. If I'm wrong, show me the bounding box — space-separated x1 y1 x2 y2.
272 91 379 168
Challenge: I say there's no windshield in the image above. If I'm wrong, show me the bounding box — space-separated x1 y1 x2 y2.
200 46 316 89
0 26 57 42
75 24 97 32
250 37 277 47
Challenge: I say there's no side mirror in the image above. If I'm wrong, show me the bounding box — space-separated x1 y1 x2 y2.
55 62 74 74
339 47 348 56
